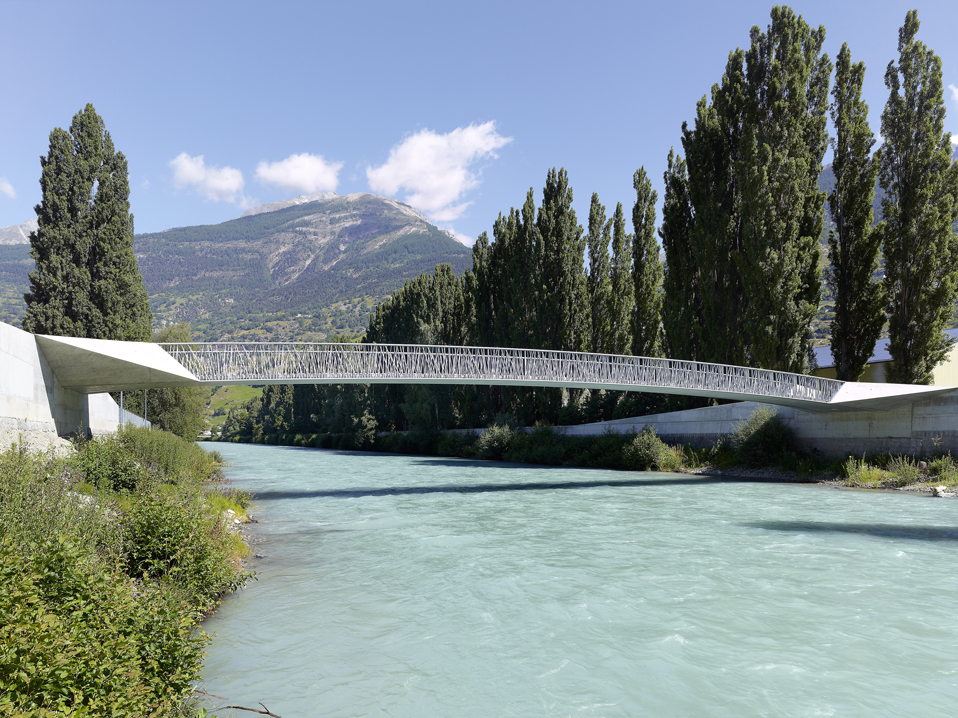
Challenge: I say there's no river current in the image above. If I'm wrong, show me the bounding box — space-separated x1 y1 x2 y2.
201 443 958 717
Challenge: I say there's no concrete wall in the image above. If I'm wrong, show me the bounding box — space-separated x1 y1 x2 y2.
1 321 123 438
554 393 958 459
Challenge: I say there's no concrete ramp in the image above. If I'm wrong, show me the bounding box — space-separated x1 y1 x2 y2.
35 334 202 394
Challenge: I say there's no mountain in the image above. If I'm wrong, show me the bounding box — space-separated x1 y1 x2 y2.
135 193 471 341
0 219 37 245
0 194 471 340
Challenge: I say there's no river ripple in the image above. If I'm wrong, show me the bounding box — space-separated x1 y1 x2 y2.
202 443 958 717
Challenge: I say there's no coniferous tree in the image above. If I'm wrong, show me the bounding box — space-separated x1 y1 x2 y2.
24 104 152 341
877 10 958 385
586 193 612 353
631 167 663 357
827 43 884 381
608 202 633 356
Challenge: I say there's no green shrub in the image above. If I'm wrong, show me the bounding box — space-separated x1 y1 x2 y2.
623 426 667 470
121 487 250 609
928 454 957 482
885 455 921 486
0 537 206 716
74 438 146 492
842 456 887 486
504 424 565 466
476 422 514 461
437 431 477 457
731 406 797 467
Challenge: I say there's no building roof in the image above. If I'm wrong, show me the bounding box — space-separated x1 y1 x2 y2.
814 327 958 370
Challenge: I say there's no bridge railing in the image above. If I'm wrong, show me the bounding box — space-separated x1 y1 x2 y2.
160 342 844 404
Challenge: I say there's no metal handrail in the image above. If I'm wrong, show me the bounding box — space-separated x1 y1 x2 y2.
159 342 843 405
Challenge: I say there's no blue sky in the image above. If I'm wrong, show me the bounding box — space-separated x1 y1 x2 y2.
2 0 957 244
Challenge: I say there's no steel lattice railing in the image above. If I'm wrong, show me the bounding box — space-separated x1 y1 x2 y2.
159 342 844 405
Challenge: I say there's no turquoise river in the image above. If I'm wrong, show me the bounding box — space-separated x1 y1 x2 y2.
201 443 958 717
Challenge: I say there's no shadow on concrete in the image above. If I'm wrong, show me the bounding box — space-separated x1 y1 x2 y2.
744 520 958 541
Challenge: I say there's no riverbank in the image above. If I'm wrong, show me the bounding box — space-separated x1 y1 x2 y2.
213 405 958 496
0 425 252 716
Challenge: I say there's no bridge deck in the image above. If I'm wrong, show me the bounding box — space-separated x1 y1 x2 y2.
34 336 956 414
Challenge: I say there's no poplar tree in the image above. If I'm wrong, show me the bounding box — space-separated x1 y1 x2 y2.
827 43 884 381
877 10 958 385
631 167 662 357
586 193 612 353
659 149 700 362
736 6 831 373
24 104 152 341
668 6 830 372
536 168 589 353
608 202 633 356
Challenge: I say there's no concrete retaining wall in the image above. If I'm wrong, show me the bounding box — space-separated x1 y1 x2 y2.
1 321 124 439
555 394 958 459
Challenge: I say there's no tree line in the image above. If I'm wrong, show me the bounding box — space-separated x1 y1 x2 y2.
221 7 958 443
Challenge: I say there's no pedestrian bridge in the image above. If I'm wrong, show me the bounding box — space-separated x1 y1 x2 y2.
33 335 957 414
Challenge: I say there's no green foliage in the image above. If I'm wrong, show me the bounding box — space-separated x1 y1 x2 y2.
475 420 515 461
731 406 797 468
74 437 147 493
121 488 250 610
669 7 830 373
631 167 663 357
586 193 612 354
877 10 958 384
0 430 243 715
827 43 885 381
23 103 153 342
622 425 668 471
0 537 207 717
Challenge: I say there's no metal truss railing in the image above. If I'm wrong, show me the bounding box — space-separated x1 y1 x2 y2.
159 342 844 405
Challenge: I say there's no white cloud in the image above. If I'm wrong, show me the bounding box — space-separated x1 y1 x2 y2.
256 153 342 194
169 152 245 203
0 178 15 200
952 135 958 147
950 84 958 108
367 121 512 223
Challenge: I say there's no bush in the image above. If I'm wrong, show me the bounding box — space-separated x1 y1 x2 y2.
504 423 565 466
0 537 206 716
731 406 797 467
885 455 921 485
476 422 514 461
623 426 668 470
121 487 250 610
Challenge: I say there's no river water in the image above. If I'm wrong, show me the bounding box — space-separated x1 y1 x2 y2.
201 443 958 717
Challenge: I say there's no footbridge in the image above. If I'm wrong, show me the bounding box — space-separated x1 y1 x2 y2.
32 336 957 414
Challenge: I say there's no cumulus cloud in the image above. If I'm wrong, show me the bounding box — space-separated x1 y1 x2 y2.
0 178 15 200
256 153 343 194
367 122 511 222
950 84 958 108
169 152 245 203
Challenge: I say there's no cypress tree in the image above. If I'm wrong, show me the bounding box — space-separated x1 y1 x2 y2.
877 10 958 385
24 104 152 341
608 202 633 356
586 193 612 353
631 167 662 357
827 42 884 381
